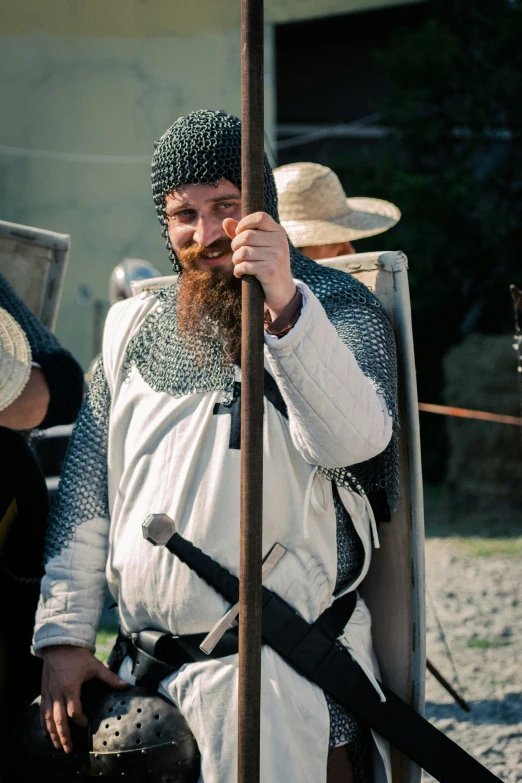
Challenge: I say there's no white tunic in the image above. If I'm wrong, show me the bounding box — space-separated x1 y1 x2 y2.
34 281 392 783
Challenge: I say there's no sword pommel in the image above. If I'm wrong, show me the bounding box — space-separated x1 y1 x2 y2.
142 513 176 546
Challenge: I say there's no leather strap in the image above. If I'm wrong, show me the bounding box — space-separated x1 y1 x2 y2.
151 531 501 783
125 591 357 687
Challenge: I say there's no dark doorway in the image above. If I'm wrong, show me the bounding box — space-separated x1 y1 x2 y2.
275 2 427 167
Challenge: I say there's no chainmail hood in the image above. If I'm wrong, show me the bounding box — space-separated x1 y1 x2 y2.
152 110 279 272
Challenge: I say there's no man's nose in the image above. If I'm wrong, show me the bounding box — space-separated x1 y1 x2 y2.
193 215 225 248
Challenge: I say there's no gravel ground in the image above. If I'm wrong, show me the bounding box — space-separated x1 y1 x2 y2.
423 537 522 782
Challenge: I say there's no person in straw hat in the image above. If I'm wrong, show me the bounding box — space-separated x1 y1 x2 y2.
0 306 33 422
273 162 401 260
0 274 84 431
0 276 83 773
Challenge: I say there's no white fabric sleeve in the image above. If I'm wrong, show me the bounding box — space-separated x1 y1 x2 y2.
33 359 112 653
33 517 110 652
264 281 393 469
33 295 154 653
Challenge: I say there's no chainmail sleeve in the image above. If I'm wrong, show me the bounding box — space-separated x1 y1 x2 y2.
43 358 110 562
0 273 84 427
33 358 111 652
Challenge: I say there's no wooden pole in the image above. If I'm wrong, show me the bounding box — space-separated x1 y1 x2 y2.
426 659 471 713
239 1 265 782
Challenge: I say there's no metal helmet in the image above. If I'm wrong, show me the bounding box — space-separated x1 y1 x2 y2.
109 259 162 303
11 684 200 782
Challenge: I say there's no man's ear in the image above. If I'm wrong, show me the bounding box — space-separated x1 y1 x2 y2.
223 218 239 239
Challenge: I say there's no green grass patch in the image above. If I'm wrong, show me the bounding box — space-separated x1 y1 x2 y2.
95 627 118 664
466 637 512 649
455 537 522 557
96 628 118 646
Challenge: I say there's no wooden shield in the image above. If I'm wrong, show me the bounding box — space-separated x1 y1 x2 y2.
318 251 426 783
0 220 70 331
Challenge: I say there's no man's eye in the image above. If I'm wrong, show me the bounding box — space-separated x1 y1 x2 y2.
168 210 194 221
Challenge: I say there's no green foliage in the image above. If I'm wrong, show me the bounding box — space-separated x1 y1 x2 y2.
336 0 522 477
374 0 522 334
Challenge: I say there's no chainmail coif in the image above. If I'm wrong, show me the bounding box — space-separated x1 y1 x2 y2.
152 110 279 271
149 109 399 510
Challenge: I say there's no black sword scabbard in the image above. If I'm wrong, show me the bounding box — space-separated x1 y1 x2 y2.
166 532 240 605
162 532 501 783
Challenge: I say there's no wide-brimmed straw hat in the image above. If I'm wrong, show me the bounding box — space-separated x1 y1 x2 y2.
273 162 401 247
0 307 32 412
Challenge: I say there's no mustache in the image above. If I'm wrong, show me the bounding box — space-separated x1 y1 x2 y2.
177 237 232 268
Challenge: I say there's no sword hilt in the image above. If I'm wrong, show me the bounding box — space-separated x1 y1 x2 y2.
142 514 239 605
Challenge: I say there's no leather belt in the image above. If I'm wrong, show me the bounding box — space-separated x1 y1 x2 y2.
118 590 357 688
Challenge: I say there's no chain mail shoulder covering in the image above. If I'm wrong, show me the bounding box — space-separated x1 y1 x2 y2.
151 110 279 271
44 358 110 561
122 282 236 405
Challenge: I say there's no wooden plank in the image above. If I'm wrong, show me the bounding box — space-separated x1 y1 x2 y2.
319 252 425 783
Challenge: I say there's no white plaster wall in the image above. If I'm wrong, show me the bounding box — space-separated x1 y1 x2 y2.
0 0 412 368
0 28 275 368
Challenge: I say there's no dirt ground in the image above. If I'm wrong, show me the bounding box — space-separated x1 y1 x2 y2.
422 535 522 782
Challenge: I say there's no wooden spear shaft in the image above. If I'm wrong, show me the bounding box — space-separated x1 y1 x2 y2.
239 0 265 781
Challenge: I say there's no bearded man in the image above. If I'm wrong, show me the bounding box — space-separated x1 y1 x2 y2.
33 111 398 783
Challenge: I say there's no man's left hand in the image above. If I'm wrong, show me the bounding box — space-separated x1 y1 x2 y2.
223 213 296 320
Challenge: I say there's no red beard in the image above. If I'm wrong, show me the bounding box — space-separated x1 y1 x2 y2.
177 239 242 363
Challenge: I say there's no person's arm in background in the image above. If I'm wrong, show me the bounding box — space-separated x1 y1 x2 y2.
0 366 50 429
33 357 128 753
0 274 84 430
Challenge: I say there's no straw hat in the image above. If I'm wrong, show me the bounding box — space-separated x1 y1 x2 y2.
273 162 401 247
0 307 32 412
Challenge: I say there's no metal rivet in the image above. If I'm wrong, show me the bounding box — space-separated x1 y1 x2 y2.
141 750 147 755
